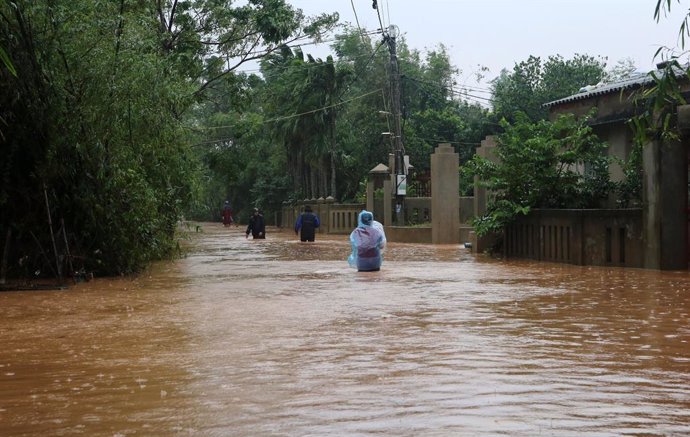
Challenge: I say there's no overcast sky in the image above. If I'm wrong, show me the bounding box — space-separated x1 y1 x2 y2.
281 0 688 90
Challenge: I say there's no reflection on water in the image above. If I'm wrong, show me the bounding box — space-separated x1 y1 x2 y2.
1 223 689 436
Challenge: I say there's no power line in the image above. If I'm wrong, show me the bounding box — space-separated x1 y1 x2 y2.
224 30 382 72
384 0 392 32
372 0 387 35
338 39 387 97
234 46 384 74
230 30 383 75
350 0 367 45
404 76 496 105
201 89 383 129
459 85 494 94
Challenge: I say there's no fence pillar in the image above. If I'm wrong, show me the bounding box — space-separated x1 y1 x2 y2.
471 136 499 252
642 136 688 269
431 143 459 244
368 163 389 225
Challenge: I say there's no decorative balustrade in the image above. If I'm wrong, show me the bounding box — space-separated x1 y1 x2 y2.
281 200 365 235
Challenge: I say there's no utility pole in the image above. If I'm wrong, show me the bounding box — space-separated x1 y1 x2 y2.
385 25 406 226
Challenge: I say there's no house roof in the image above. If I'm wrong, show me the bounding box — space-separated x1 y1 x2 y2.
369 163 389 174
544 62 688 108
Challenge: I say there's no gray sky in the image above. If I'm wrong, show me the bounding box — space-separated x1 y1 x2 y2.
283 0 688 90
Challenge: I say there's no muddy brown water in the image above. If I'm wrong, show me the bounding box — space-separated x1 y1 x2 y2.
1 223 689 436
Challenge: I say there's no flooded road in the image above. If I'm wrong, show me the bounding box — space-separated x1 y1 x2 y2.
1 223 689 436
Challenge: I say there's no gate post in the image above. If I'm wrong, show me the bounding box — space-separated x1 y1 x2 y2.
431 143 459 244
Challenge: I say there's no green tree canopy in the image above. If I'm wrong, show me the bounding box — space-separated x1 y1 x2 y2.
0 0 335 277
491 54 607 123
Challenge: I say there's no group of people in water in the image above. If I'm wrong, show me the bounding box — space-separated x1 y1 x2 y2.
222 201 386 272
223 201 267 240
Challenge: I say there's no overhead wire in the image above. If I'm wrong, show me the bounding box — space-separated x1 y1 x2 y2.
350 0 368 45
404 75 496 106
209 38 388 140
233 44 385 74
201 89 383 129
204 5 491 151
372 0 387 35
384 0 392 31
227 30 382 74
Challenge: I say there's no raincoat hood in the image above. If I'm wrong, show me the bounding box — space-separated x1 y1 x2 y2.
357 210 374 228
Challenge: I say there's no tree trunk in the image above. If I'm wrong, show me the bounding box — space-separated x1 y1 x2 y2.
330 118 337 199
310 166 317 199
320 155 328 198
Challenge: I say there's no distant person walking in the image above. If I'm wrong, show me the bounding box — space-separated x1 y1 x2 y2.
246 208 266 239
294 205 320 242
222 200 234 227
348 210 386 272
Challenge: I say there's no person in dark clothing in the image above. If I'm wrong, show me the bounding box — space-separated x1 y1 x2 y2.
246 208 266 239
294 205 320 242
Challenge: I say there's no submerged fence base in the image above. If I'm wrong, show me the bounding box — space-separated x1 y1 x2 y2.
505 209 643 268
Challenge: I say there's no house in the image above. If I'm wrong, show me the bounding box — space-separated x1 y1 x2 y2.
542 63 690 270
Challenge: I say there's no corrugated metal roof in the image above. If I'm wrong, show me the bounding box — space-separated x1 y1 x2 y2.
544 63 688 107
544 72 651 107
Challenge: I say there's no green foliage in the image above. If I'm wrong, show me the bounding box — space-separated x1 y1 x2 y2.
622 1 690 208
491 54 607 122
655 0 690 47
615 139 644 208
0 0 332 277
464 113 613 236
0 0 199 275
623 2 690 206
629 58 688 145
0 45 15 77
259 46 350 201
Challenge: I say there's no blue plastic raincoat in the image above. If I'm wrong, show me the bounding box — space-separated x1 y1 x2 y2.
348 210 387 271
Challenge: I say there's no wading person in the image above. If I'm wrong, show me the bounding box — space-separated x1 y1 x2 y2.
222 200 234 227
246 208 266 239
348 210 386 272
294 205 320 242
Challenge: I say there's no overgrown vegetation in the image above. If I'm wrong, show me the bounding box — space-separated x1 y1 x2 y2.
0 0 335 277
463 113 613 236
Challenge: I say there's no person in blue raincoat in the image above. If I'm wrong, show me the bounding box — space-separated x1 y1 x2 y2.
348 210 386 272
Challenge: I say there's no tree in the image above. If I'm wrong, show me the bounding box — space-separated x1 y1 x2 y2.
330 28 391 201
191 25 497 214
603 57 638 83
0 0 336 277
491 54 607 122
153 0 338 98
464 112 613 236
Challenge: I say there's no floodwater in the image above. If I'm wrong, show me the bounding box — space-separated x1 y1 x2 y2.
1 223 689 437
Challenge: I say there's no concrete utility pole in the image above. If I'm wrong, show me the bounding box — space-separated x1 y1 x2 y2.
386 25 406 226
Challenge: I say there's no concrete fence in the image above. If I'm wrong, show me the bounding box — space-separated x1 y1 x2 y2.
280 196 475 242
505 209 643 267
